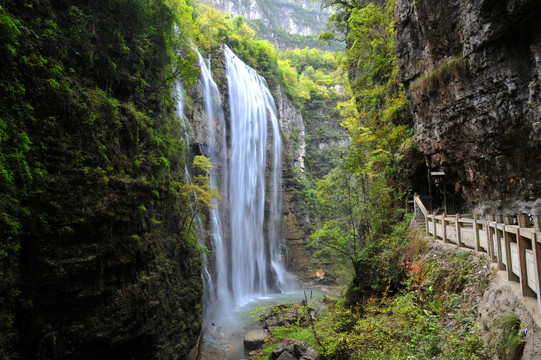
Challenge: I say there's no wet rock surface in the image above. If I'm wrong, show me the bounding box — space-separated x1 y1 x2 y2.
243 329 269 351
274 84 312 278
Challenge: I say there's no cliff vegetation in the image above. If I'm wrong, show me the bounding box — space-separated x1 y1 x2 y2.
0 0 351 357
0 0 205 358
3 0 539 358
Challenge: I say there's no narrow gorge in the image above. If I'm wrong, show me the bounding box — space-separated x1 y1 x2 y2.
2 0 541 359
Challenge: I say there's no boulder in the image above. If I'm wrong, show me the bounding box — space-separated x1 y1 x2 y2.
269 338 319 360
243 329 269 351
276 352 297 360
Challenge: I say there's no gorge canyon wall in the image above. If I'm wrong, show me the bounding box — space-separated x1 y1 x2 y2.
201 0 335 50
0 2 203 358
395 0 541 213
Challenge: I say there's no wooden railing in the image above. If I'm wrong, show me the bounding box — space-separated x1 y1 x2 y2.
413 195 541 312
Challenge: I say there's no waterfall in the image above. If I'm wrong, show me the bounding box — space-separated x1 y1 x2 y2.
196 51 229 313
175 79 217 312
223 45 290 307
196 46 292 321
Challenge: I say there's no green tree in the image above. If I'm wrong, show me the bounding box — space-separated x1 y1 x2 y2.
309 0 416 305
310 162 371 269
179 155 219 234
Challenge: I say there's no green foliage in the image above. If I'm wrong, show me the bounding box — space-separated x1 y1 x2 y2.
309 164 371 267
0 0 202 357
178 155 219 233
167 0 201 86
411 55 466 94
306 0 417 302
490 315 526 360
347 2 395 91
276 47 346 108
189 4 280 79
276 247 492 360
0 13 21 57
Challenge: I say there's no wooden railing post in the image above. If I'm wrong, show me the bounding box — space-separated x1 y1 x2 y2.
504 223 519 282
516 227 536 297
534 216 541 233
472 214 480 252
517 214 529 228
432 212 437 240
532 232 541 312
456 213 462 248
442 213 447 244
485 215 496 262
494 215 505 271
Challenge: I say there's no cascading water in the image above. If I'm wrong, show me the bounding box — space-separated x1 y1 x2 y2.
196 51 228 313
195 46 292 322
222 45 291 311
175 79 216 311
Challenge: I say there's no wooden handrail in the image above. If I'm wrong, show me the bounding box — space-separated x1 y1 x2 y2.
414 195 428 217
413 196 541 313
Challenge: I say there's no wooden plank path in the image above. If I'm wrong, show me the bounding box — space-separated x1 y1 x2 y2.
413 195 541 312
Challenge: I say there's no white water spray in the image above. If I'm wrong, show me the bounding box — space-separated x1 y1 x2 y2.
195 47 292 321
196 51 230 313
223 45 290 309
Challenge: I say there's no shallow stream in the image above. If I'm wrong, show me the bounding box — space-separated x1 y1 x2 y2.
197 289 326 360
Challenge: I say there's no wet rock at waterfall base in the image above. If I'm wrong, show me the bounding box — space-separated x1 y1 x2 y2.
196 325 229 360
275 352 296 360
243 329 269 350
261 303 305 330
268 338 319 360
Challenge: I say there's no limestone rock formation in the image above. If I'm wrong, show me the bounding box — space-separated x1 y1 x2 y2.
243 329 269 350
203 0 328 36
274 84 312 277
268 338 320 360
201 0 335 49
395 0 541 206
478 271 541 359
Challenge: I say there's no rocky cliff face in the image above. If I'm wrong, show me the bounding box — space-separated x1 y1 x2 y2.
203 0 334 49
0 2 202 358
274 85 312 277
478 272 541 359
205 0 328 36
395 0 541 208
273 83 350 279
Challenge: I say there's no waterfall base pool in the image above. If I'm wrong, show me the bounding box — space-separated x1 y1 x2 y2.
195 288 326 360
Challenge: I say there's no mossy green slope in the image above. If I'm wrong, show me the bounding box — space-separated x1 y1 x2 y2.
0 1 201 358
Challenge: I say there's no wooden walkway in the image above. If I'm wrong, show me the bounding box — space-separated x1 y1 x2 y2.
413 195 541 312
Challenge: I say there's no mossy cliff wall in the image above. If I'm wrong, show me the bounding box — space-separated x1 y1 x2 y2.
0 1 202 358
395 0 541 208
